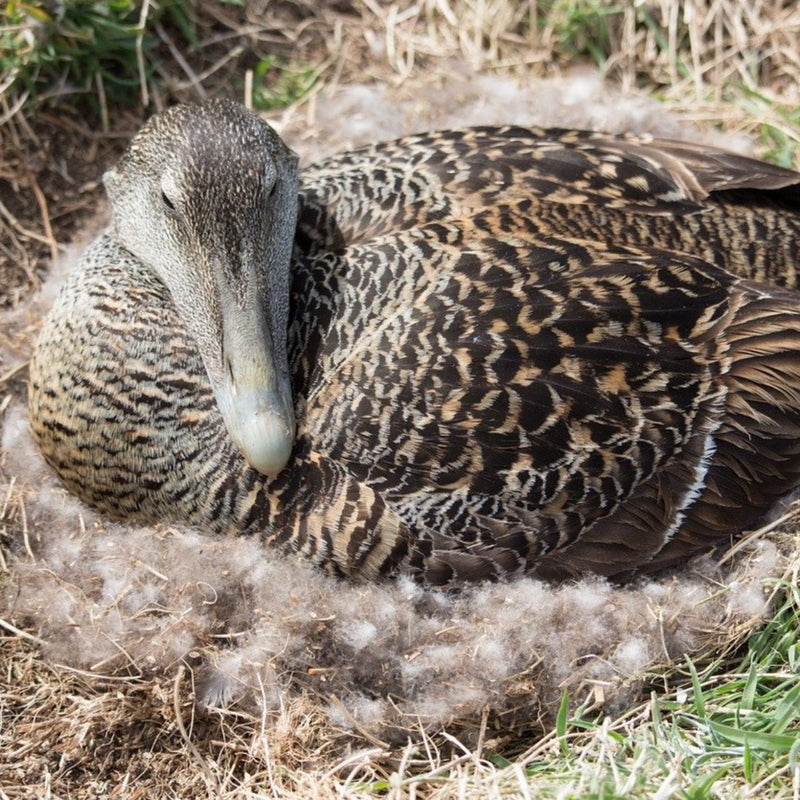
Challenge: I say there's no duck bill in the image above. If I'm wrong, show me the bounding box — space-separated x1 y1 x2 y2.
215 303 295 477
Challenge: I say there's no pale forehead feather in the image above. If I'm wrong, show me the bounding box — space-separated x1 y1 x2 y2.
124 100 286 191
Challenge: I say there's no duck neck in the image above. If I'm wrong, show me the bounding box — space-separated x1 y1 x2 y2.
29 234 278 535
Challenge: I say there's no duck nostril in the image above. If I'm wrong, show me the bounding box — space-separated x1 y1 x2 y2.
225 355 236 393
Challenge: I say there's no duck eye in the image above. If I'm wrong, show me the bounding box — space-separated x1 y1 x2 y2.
161 189 176 211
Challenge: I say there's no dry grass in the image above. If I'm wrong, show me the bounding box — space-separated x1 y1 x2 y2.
348 0 800 151
1 531 798 799
2 1 800 797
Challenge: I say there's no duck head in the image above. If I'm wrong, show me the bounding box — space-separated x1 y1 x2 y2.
104 98 300 477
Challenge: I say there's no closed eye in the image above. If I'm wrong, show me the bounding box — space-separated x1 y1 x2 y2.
161 190 176 211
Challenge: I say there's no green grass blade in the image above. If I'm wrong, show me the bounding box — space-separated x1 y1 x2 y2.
686 767 727 798
709 720 798 752
740 662 758 712
686 657 706 721
556 689 570 754
771 682 800 735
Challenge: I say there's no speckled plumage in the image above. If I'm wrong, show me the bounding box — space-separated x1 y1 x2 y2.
28 101 800 584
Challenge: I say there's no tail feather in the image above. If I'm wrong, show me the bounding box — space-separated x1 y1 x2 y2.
647 285 800 571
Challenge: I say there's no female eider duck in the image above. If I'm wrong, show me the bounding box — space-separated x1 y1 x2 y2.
28 98 800 584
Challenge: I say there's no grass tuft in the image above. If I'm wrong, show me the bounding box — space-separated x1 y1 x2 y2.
539 0 627 68
0 0 196 118
249 56 318 112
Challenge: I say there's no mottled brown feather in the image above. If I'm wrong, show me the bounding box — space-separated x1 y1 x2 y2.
27 105 800 584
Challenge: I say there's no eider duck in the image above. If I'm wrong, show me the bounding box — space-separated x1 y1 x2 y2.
28 99 800 584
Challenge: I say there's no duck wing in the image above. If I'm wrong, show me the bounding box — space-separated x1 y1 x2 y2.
288 205 740 582
281 128 800 582
297 126 800 287
297 127 800 247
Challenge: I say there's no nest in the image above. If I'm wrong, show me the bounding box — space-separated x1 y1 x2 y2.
2 389 798 795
